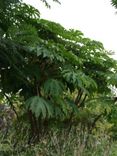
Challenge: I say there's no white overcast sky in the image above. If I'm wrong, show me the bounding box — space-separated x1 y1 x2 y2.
24 0 117 57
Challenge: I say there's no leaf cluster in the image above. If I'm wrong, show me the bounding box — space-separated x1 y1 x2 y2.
0 0 117 124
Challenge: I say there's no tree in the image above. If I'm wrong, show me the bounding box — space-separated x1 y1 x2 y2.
0 0 117 142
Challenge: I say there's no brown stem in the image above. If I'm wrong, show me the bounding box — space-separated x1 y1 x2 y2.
28 111 40 143
89 113 103 133
85 113 104 148
67 89 84 134
74 89 83 105
28 110 34 144
78 94 87 108
36 83 41 96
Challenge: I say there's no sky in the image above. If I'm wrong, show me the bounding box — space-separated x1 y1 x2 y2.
23 0 117 58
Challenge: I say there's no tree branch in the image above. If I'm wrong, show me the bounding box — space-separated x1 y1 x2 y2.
4 93 19 119
74 89 83 105
78 94 87 108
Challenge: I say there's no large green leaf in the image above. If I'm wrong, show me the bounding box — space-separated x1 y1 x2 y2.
26 96 53 118
8 24 39 46
43 79 64 97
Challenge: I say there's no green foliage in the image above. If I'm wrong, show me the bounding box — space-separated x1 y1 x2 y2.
0 0 117 155
111 0 117 8
43 79 64 97
40 0 61 8
26 96 53 118
0 0 117 112
0 125 116 156
62 68 97 93
0 0 117 124
8 24 39 46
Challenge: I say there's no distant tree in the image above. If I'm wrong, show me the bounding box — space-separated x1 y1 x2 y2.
40 0 61 8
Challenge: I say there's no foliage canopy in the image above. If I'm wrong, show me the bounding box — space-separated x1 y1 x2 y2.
0 1 117 154
0 0 117 120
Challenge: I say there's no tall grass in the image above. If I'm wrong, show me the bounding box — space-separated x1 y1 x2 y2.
0 124 116 156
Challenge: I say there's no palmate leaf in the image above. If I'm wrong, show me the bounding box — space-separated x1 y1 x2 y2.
13 3 40 20
65 98 79 115
29 45 65 62
62 69 83 88
50 96 74 118
62 69 97 93
38 19 83 42
26 96 53 118
37 46 64 62
8 24 39 46
43 79 64 97
52 96 69 117
82 75 97 92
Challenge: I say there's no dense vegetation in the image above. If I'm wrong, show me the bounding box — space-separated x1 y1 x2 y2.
1 0 117 155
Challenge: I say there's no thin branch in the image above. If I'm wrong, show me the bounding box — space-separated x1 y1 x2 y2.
78 94 87 108
74 89 83 105
4 93 19 119
89 113 103 133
